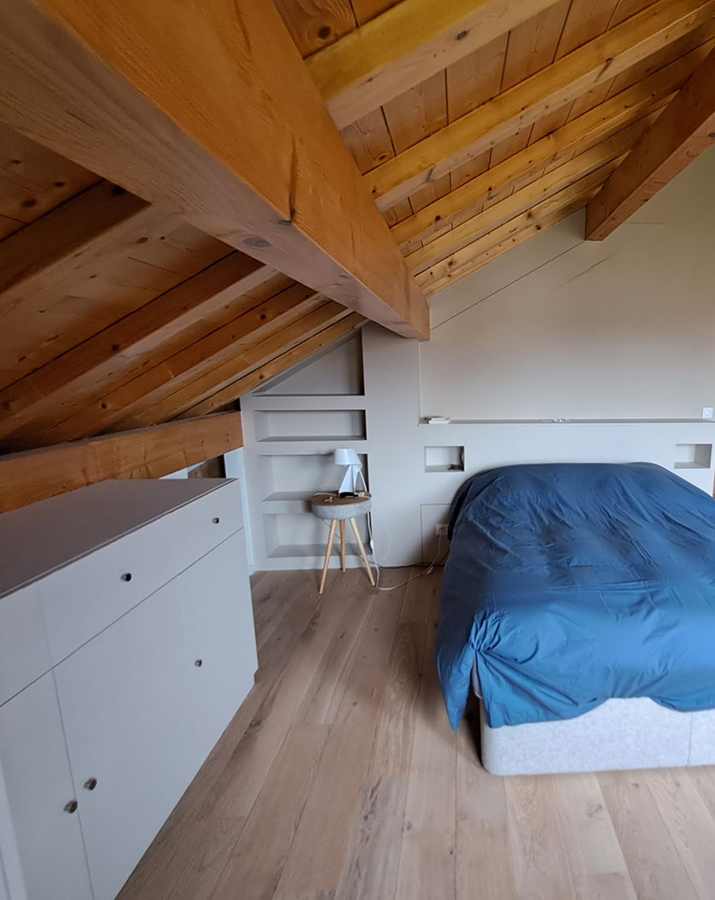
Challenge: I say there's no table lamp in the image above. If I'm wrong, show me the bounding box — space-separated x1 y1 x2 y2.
334 448 362 496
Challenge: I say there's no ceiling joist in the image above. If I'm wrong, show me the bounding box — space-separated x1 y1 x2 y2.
307 0 564 129
586 44 715 239
367 0 715 210
390 40 715 252
0 0 429 340
406 113 659 274
127 304 360 428
180 314 367 419
417 167 616 296
0 252 274 449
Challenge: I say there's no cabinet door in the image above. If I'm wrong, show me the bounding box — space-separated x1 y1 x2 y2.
54 585 199 900
180 531 258 762
0 674 93 900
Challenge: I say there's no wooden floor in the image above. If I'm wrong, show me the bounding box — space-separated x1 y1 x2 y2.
119 567 715 900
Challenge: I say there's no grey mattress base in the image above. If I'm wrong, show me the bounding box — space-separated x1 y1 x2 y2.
473 666 715 776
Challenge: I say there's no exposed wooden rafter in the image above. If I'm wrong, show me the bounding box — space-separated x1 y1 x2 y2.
121 305 361 429
406 114 658 274
179 314 367 419
417 169 615 297
366 0 715 210
306 0 564 129
0 252 273 449
0 413 243 513
0 0 429 340
390 41 715 252
586 44 715 239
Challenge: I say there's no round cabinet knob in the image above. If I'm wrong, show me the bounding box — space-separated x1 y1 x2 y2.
194 659 203 667
120 572 132 582
64 800 78 814
84 777 98 791
212 517 220 524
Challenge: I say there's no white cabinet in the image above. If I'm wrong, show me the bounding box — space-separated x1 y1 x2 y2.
54 583 199 900
0 479 257 900
0 675 93 900
179 533 258 761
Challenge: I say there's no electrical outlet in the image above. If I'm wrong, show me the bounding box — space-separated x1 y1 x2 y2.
435 523 449 536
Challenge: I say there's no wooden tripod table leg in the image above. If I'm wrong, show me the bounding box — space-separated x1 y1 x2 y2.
340 520 346 572
349 517 375 586
319 520 337 594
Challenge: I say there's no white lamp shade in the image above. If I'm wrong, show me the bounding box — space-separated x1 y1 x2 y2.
334 448 362 493
334 448 360 466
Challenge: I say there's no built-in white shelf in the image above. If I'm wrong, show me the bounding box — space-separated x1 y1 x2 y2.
425 445 465 473
255 409 366 443
674 443 713 469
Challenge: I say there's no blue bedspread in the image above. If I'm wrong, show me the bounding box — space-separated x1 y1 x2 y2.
436 463 715 729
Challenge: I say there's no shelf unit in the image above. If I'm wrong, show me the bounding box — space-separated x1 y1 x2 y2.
241 333 371 570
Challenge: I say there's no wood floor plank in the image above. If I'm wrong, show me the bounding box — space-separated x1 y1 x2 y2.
553 773 637 900
646 768 715 900
504 776 576 900
210 723 331 900
394 586 457 900
598 770 700 900
273 576 406 897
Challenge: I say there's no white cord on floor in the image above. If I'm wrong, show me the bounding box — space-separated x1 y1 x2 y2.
317 473 449 591
356 470 449 591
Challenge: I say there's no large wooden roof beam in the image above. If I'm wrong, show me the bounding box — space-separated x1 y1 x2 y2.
0 0 428 340
307 0 564 129
0 413 243 513
586 45 715 240
368 0 715 210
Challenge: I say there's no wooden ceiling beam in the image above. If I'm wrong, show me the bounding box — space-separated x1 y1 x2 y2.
31 284 327 448
0 182 155 387
0 0 428 340
0 252 272 448
179 314 367 419
406 114 658 274
586 45 715 240
417 168 615 297
390 41 715 252
0 413 243 513
367 0 715 211
123 303 356 428
307 0 564 129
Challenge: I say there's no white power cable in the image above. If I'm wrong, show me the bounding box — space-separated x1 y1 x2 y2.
357 470 449 592
317 473 449 591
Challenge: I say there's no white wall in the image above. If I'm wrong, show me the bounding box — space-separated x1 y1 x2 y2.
422 147 715 421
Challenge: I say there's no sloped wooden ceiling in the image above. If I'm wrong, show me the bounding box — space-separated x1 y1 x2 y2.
276 0 715 296
1 0 715 473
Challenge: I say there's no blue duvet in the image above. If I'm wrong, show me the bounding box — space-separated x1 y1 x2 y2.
436 462 715 729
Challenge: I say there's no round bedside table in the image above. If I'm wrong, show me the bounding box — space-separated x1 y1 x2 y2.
310 493 375 594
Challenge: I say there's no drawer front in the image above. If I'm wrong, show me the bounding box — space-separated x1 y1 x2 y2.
0 583 53 706
40 479 243 664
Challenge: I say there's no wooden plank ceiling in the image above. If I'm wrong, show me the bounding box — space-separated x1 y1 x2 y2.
1 0 715 456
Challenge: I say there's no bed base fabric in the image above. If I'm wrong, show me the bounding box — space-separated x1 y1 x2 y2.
478 692 715 776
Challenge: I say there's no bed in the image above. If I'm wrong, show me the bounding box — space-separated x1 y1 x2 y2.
436 462 715 775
